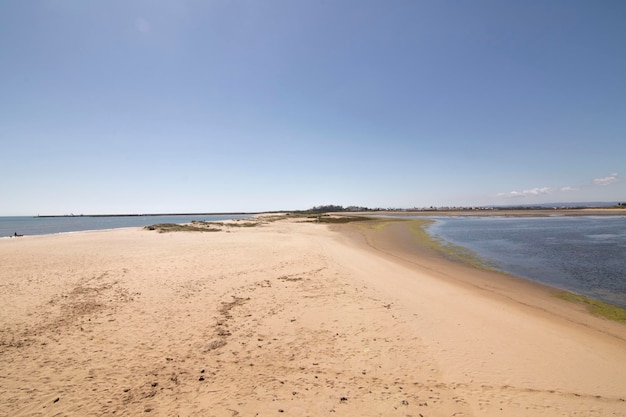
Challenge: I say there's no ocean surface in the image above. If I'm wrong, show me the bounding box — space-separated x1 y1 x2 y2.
0 214 251 238
425 215 626 307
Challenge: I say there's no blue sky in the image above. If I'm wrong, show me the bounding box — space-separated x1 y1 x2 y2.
1 0 624 215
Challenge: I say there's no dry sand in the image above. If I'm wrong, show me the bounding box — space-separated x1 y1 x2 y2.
1 217 625 417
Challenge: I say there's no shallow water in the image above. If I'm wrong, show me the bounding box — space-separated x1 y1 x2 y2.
425 216 626 307
0 214 251 238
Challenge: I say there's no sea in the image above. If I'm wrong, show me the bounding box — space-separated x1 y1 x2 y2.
424 215 626 307
0 214 252 238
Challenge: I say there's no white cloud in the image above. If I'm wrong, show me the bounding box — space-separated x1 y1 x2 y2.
497 172 620 201
593 173 620 186
498 187 552 198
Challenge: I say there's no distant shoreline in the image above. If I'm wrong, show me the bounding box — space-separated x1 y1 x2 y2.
348 208 626 217
35 212 260 218
33 206 626 218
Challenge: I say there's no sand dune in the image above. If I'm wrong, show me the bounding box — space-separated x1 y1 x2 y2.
1 218 625 416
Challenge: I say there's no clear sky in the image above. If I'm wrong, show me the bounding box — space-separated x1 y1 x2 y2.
1 0 625 215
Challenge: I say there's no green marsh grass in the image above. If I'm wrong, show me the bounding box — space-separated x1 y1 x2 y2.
404 219 626 324
555 291 626 323
309 215 375 224
366 219 497 271
144 223 220 233
338 217 626 324
193 220 260 228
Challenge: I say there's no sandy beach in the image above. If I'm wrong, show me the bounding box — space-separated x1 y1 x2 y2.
1 217 625 417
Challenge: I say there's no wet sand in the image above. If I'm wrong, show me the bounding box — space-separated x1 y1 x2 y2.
1 217 625 416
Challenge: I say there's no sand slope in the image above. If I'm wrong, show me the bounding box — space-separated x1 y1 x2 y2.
1 219 625 416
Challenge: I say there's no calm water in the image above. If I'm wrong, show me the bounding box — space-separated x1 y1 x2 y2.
0 214 251 238
425 216 626 307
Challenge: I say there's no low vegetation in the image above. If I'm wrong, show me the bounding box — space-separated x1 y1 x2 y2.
145 218 268 233
145 211 626 325
191 220 260 228
400 219 495 270
555 291 626 323
309 215 374 224
144 223 220 233
302 205 375 214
